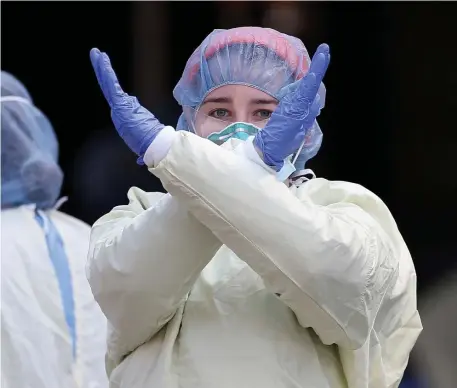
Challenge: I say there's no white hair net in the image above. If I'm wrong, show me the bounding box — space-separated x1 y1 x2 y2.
1 71 63 209
173 27 326 168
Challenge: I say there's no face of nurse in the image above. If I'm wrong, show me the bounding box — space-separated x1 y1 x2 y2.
191 85 279 138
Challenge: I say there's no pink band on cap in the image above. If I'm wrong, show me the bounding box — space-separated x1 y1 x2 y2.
187 27 309 82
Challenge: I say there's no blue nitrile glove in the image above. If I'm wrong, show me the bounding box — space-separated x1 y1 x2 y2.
90 48 165 165
253 43 330 172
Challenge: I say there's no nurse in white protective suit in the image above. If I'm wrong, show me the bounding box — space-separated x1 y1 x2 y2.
87 27 422 388
1 72 108 388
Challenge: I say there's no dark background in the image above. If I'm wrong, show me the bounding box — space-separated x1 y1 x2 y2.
2 2 456 385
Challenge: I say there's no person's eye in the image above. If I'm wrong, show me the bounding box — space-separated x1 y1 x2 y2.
254 110 273 120
209 109 230 119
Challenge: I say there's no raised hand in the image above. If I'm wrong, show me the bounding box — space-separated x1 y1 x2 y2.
253 43 330 172
90 48 166 164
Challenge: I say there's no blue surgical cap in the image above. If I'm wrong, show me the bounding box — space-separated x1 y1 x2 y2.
173 27 326 169
1 71 63 209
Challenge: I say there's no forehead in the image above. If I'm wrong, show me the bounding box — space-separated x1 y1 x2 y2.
203 84 277 104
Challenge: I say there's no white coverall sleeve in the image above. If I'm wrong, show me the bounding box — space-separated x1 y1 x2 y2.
148 131 411 352
87 188 221 364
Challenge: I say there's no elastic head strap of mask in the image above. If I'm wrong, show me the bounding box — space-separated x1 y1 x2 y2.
0 95 33 105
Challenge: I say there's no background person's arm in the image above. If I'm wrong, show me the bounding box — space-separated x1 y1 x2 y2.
87 187 221 365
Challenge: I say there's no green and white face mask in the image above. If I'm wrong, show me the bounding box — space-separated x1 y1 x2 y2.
207 122 261 145
206 121 299 182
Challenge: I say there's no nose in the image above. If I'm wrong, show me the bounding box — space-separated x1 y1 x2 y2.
233 112 250 124
232 111 270 128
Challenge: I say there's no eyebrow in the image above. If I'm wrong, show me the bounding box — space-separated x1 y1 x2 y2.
249 98 278 105
201 97 232 105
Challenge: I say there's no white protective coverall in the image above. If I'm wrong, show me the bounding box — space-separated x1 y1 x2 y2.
87 134 422 388
1 206 108 388
1 70 108 388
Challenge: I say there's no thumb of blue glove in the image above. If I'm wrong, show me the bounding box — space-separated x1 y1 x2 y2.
90 48 165 165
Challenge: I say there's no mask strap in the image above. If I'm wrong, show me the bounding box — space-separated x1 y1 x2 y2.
0 95 32 105
54 196 69 210
292 136 306 165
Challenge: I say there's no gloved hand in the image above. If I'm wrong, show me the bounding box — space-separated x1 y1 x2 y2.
90 48 165 164
253 44 330 172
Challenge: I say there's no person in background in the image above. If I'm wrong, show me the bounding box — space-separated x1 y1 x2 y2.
88 27 422 388
1 71 108 388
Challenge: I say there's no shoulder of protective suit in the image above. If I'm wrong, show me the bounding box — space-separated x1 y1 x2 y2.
1 207 31 240
296 177 384 206
51 210 91 230
296 177 405 247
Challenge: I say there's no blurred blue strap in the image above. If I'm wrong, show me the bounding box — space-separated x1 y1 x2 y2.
35 210 77 358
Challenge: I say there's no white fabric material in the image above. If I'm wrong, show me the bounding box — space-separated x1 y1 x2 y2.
88 131 422 388
1 206 109 388
144 129 282 179
234 136 276 173
143 126 176 167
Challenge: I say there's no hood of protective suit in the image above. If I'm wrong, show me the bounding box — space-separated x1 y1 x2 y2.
1 71 63 210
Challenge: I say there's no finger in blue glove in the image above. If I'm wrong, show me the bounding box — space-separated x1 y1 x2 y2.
90 48 165 164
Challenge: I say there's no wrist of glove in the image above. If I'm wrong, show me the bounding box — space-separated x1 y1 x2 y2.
109 96 166 164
